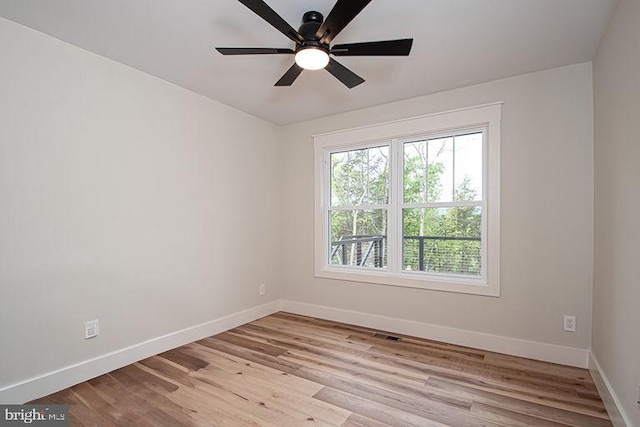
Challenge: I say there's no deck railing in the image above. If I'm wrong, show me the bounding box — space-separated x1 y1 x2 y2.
330 235 385 267
331 234 481 272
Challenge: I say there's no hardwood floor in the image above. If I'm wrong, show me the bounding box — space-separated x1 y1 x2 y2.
32 312 612 426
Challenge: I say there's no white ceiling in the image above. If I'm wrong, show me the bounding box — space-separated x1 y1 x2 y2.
0 0 616 125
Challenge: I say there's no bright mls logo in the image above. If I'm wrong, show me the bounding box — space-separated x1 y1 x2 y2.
1 405 68 426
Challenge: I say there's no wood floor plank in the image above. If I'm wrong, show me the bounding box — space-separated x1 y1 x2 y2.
157 348 209 372
99 370 194 427
214 331 289 357
364 347 607 413
31 312 612 426
137 356 197 386
367 342 596 395
425 377 612 426
281 350 430 391
313 387 454 427
301 368 505 427
192 366 351 426
143 345 348 426
426 372 608 417
469 401 570 427
197 336 302 373
142 357 292 426
228 326 436 388
233 327 431 384
70 382 148 427
273 312 484 359
116 364 180 394
254 316 353 341
482 352 594 382
348 333 486 364
234 323 373 353
295 366 468 410
59 388 120 427
272 313 406 342
166 384 278 427
186 343 325 397
341 413 393 427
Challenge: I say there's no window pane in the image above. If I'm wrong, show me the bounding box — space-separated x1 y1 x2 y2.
428 137 454 202
329 209 387 268
402 207 481 276
454 133 483 201
403 140 426 203
330 146 389 206
403 138 454 203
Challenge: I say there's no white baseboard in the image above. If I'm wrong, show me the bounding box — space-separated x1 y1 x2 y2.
589 353 632 427
280 300 590 368
0 300 282 404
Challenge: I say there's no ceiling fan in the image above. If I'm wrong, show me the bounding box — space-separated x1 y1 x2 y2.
216 0 413 88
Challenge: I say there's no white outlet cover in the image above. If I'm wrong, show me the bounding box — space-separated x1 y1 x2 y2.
563 315 576 332
85 319 99 339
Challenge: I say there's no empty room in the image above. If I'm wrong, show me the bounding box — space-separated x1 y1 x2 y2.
0 0 638 426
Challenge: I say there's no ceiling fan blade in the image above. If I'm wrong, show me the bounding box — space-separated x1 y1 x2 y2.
325 58 365 89
237 0 304 44
275 64 304 86
331 39 413 56
216 47 294 55
316 0 372 44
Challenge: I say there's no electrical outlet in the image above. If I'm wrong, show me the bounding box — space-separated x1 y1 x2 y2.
563 315 576 332
259 284 266 296
85 319 99 339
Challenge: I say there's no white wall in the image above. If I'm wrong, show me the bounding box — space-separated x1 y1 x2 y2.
593 0 640 424
280 63 594 352
0 17 281 394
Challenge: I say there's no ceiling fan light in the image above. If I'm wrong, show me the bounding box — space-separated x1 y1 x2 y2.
295 47 329 70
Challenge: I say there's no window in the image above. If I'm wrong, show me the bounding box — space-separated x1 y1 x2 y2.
314 103 501 296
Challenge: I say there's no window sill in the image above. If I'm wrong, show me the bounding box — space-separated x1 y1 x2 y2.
315 266 500 297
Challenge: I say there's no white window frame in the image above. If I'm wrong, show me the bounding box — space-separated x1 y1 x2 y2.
314 103 501 296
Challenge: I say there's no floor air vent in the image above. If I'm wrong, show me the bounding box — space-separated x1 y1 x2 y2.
373 333 401 342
